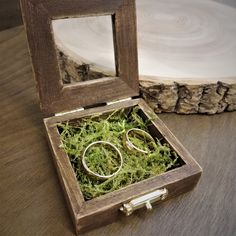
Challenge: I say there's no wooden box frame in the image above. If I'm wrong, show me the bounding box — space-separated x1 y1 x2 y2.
44 98 202 234
20 0 139 116
20 0 202 234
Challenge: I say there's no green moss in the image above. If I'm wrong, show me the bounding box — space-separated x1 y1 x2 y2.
58 107 180 201
84 143 121 176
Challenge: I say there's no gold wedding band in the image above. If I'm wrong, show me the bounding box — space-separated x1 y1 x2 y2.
82 141 123 180
124 128 156 154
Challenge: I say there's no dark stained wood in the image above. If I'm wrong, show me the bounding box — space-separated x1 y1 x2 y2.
44 0 123 18
20 0 139 116
1 26 236 236
44 97 201 234
45 125 84 227
21 0 200 232
0 0 22 31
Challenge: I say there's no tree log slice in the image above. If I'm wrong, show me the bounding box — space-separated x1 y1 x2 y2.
52 0 236 114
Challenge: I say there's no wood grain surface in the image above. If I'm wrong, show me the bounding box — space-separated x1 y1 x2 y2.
0 26 236 236
2 0 236 114
0 0 235 32
44 97 201 234
20 0 139 116
0 0 22 31
52 0 236 114
53 0 236 81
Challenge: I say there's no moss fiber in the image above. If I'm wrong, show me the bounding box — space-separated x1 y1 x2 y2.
58 107 179 201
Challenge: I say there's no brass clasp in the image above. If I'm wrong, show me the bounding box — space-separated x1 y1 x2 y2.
120 188 168 216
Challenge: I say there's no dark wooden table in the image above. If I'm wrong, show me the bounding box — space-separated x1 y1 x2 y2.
0 26 236 236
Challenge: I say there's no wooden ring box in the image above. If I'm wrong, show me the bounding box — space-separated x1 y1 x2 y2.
20 0 202 234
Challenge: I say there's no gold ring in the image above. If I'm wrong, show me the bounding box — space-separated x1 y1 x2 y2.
124 128 156 154
82 141 123 180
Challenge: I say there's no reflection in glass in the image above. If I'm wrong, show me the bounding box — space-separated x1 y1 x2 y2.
52 16 116 84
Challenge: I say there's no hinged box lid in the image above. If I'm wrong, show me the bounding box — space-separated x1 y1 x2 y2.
20 0 139 116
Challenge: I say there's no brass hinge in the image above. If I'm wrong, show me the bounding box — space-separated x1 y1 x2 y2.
107 97 132 106
120 188 168 216
55 97 132 117
55 107 84 117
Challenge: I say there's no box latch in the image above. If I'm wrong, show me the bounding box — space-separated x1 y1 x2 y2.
120 188 168 216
